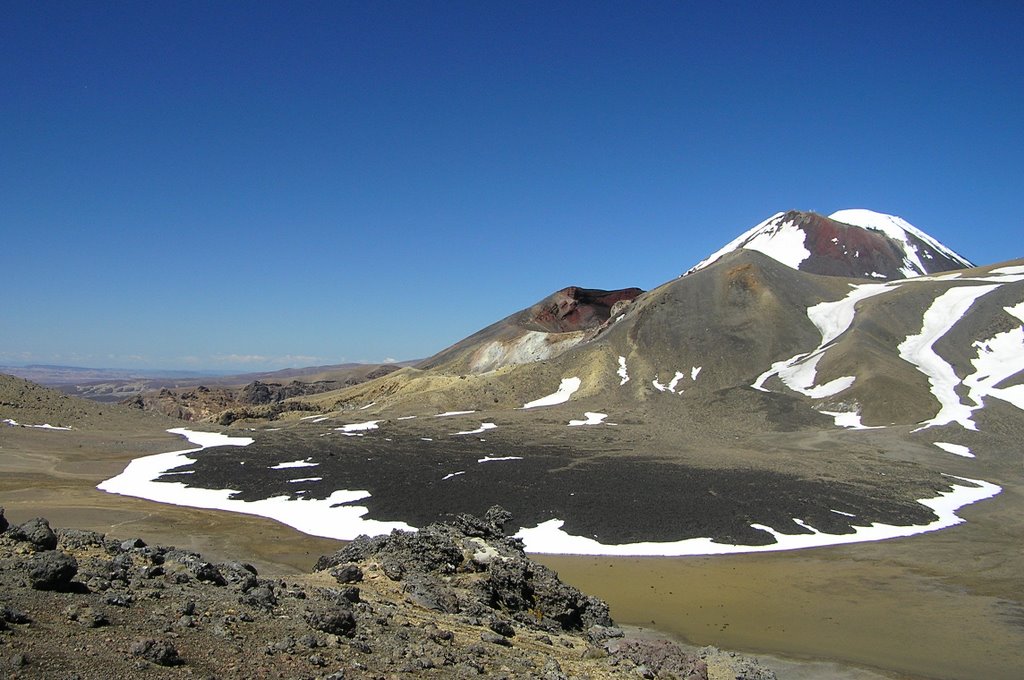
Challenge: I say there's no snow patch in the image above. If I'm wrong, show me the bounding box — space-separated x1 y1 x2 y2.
933 442 974 458
617 356 630 385
818 409 881 430
287 477 323 483
335 420 381 436
454 423 497 436
2 419 72 430
434 411 476 417
441 471 465 481
477 456 523 463
568 412 607 426
270 459 318 469
521 377 581 409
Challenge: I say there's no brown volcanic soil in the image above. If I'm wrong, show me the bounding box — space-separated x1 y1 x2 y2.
3 374 1022 678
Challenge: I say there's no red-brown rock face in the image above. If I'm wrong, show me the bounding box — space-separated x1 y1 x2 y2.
522 287 645 333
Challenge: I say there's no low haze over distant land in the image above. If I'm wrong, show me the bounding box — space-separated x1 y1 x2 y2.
3 1 1021 372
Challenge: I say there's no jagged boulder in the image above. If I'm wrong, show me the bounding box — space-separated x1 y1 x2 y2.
28 550 78 590
315 506 613 632
11 517 58 551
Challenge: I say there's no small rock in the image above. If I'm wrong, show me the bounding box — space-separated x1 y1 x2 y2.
481 631 512 647
304 605 356 637
382 559 405 581
57 528 105 550
330 563 363 584
0 505 8 532
239 583 277 610
193 562 227 586
2 606 31 624
28 550 78 590
12 517 58 551
542 657 568 680
489 618 516 638
120 538 146 551
587 624 625 642
131 638 182 667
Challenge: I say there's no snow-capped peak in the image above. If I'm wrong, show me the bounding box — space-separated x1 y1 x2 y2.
686 209 973 280
687 212 808 274
828 209 973 275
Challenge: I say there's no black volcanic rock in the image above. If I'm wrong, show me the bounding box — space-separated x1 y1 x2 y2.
11 517 59 551
131 638 182 666
28 550 78 590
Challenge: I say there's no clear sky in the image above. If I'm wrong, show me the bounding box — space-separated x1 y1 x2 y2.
3 1 1022 372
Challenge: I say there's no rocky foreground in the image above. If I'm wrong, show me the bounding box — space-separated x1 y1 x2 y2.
0 505 776 679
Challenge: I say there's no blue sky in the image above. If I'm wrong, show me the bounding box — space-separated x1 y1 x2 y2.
3 1 1022 372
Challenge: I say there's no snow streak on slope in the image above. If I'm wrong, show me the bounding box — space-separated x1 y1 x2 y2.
899 285 1001 430
753 283 889 397
829 209 973 276
617 356 630 385
521 377 581 408
963 300 1024 413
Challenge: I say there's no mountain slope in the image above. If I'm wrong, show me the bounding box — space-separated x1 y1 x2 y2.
319 210 1018 435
